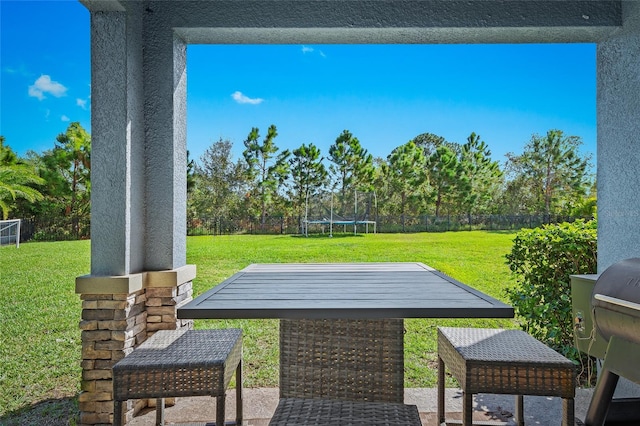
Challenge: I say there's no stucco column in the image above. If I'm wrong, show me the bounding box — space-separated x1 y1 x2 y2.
596 0 640 401
90 6 143 277
597 2 640 271
77 4 194 425
143 21 188 270
76 6 149 425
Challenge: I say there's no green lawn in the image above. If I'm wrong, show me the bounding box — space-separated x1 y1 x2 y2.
0 231 518 421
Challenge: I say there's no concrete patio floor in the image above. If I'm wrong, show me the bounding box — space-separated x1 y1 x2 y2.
127 387 595 425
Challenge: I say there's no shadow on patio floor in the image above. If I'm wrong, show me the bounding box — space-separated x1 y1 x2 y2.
127 387 595 426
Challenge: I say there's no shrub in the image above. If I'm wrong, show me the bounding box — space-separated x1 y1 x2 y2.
505 219 597 370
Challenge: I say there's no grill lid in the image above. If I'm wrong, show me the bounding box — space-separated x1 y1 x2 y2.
592 258 640 343
593 258 640 305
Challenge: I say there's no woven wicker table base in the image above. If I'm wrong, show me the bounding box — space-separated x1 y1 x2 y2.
437 327 576 426
113 329 242 426
270 319 421 426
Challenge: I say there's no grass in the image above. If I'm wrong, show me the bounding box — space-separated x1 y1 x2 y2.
1 240 90 424
0 231 518 422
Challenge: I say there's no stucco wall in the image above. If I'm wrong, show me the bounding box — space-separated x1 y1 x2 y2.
597 1 640 271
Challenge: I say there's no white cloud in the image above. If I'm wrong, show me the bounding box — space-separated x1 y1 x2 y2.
301 45 326 58
4 64 31 76
61 115 70 122
77 85 91 110
231 91 264 105
28 75 67 100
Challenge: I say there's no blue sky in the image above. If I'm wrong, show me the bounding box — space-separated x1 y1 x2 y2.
2 1 596 166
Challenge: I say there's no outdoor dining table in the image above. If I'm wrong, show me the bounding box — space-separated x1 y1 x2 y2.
177 262 514 320
177 262 514 412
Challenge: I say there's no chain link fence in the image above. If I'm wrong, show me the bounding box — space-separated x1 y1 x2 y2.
188 214 591 236
15 214 591 243
18 216 90 242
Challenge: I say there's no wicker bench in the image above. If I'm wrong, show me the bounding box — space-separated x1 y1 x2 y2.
437 327 576 426
112 328 242 426
269 319 421 426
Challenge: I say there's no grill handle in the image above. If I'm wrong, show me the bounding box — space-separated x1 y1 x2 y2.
593 294 640 315
593 293 640 343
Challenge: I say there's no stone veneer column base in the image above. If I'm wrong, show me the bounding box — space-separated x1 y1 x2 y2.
78 290 147 425
75 265 196 425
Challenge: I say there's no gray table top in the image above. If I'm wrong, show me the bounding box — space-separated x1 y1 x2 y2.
177 262 514 320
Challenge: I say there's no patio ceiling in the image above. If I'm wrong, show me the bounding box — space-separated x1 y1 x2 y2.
83 1 622 44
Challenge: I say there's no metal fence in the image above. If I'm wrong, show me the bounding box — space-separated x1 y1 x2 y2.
18 216 90 242
375 214 585 233
188 214 592 236
188 216 299 236
15 214 591 243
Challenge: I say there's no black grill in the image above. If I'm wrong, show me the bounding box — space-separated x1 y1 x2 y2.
582 258 640 426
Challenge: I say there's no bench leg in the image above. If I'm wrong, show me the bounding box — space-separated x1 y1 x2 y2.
156 398 165 426
437 356 445 425
236 359 243 425
462 391 473 426
515 395 524 426
114 400 123 426
216 394 225 426
562 397 575 426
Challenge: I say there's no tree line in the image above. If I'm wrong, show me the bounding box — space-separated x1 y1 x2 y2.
189 126 594 233
1 123 91 240
0 122 594 240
